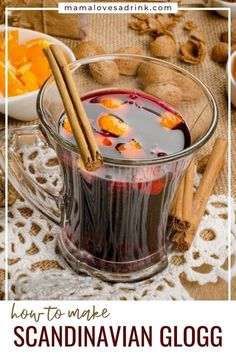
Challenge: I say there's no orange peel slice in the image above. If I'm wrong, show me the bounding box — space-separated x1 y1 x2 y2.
100 97 123 109
160 112 183 129
98 114 129 136
116 139 145 158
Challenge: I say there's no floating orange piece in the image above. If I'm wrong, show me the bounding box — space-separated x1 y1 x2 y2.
98 114 129 136
102 138 112 146
116 139 145 159
63 117 72 133
100 97 123 109
160 112 183 129
93 132 113 147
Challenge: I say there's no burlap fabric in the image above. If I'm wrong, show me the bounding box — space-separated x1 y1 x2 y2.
0 9 230 300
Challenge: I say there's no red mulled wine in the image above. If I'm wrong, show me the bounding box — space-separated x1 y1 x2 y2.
58 89 190 278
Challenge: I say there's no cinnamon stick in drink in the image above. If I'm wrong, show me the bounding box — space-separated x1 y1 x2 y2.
44 45 103 171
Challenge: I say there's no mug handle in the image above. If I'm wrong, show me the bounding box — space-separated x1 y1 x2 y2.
0 125 63 226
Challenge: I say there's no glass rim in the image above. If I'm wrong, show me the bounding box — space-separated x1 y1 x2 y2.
37 54 218 166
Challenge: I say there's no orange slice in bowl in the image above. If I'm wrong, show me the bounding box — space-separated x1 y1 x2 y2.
9 42 27 68
16 62 32 77
0 50 4 62
8 30 18 42
26 43 44 62
26 38 52 49
0 30 19 51
31 55 51 86
19 71 39 92
0 62 27 97
8 69 27 96
0 63 5 94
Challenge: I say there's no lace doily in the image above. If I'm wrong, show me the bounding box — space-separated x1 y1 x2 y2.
6 145 234 300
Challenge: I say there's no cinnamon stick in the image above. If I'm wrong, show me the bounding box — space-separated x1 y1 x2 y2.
171 159 195 232
172 138 227 252
192 138 227 223
44 45 103 171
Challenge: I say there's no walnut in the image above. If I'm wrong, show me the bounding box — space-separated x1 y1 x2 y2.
137 62 173 86
190 30 206 44
89 61 120 84
173 73 202 101
144 82 182 108
73 41 105 59
113 47 144 76
128 14 175 37
221 31 236 46
179 38 206 64
211 42 228 64
132 13 149 21
169 11 186 21
147 17 165 35
150 34 176 58
128 19 145 31
183 21 198 31
155 14 177 31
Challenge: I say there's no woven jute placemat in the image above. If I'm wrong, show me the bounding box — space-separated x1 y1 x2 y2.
0 9 230 300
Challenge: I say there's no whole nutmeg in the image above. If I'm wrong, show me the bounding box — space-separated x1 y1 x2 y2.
137 62 173 87
144 82 182 108
73 41 105 59
221 31 236 46
113 47 144 76
211 42 228 64
89 61 119 84
150 34 176 58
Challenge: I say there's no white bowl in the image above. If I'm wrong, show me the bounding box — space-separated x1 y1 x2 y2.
205 0 236 19
227 51 236 108
0 26 76 121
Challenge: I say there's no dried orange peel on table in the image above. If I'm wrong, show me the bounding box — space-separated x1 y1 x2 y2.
0 31 52 97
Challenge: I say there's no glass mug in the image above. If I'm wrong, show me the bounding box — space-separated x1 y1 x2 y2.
1 55 218 282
